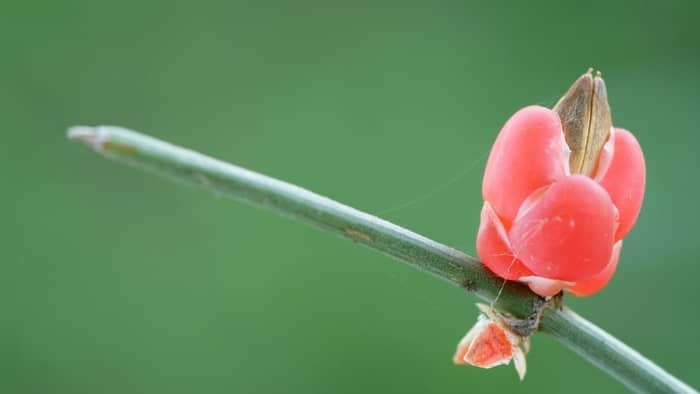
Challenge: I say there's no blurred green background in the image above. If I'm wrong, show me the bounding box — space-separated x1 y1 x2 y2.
3 1 699 393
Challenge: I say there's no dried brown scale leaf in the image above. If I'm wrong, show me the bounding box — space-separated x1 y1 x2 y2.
553 69 612 176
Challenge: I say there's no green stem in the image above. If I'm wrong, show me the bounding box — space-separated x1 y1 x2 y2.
68 125 696 394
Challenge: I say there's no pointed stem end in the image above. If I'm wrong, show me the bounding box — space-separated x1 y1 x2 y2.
67 126 109 151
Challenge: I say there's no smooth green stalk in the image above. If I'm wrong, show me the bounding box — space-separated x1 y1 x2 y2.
68 125 696 394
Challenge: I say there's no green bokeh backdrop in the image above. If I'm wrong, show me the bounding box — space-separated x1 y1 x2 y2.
3 1 699 393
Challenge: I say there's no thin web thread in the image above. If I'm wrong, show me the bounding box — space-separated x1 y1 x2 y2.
490 254 518 310
489 219 543 309
375 151 488 216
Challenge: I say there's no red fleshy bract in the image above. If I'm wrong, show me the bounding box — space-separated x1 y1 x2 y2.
568 241 622 296
509 175 616 281
476 202 533 280
598 129 646 240
482 106 568 227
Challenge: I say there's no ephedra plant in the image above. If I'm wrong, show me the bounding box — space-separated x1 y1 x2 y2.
68 70 696 393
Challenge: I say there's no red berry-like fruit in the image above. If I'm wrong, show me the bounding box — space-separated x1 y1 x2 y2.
477 70 646 296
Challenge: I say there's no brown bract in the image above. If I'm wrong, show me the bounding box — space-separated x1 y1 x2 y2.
553 68 612 176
